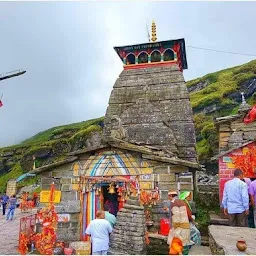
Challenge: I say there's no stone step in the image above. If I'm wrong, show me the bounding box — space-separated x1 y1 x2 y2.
123 203 144 211
189 245 212 255
126 198 141 206
201 236 209 246
210 213 229 226
108 249 128 255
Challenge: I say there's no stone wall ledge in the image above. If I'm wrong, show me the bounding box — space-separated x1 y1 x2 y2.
39 200 81 213
123 203 144 210
209 225 256 255
148 233 167 241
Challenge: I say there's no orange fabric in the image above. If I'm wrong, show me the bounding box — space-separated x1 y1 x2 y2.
169 237 183 255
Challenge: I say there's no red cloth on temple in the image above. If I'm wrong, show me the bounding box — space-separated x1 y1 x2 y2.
105 200 115 215
118 198 125 211
0 100 3 107
244 105 256 124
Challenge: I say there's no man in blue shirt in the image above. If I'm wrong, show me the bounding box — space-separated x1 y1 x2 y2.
85 210 113 255
1 192 9 216
6 194 17 221
222 169 249 227
104 204 116 228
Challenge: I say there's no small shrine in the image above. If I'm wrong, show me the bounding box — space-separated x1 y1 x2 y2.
213 93 256 202
26 21 199 254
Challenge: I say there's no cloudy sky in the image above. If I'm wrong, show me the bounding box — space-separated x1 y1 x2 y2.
0 1 256 147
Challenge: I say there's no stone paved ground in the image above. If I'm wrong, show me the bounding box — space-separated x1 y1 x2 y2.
189 245 212 255
0 207 37 255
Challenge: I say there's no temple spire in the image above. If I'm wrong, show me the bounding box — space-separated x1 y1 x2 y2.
151 20 157 42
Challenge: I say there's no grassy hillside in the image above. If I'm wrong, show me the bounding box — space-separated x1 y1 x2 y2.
0 117 104 192
188 60 256 162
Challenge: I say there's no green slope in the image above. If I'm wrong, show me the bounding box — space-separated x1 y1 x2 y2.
0 117 104 192
189 60 256 162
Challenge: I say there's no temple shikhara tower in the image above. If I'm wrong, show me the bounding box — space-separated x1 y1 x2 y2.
104 23 196 164
30 22 199 253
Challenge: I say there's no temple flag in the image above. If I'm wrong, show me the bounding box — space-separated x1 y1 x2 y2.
244 105 256 124
0 100 3 107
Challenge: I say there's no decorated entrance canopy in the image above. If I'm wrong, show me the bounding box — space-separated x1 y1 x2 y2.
114 38 187 71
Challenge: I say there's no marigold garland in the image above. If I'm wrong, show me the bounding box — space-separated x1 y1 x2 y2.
18 232 29 255
232 147 256 177
34 183 58 255
145 231 150 245
20 192 30 212
139 189 160 206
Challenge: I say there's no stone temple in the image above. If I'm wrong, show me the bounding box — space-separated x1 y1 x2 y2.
28 24 199 253
104 39 197 163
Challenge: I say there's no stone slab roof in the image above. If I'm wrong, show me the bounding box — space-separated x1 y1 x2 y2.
30 140 200 175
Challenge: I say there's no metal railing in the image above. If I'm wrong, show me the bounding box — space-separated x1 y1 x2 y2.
19 214 37 247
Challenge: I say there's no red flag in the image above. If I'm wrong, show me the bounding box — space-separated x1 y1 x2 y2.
49 182 55 203
0 100 3 107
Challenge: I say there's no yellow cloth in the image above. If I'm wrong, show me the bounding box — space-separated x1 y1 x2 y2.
173 222 190 229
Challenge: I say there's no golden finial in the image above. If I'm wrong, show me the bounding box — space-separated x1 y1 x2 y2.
151 20 157 42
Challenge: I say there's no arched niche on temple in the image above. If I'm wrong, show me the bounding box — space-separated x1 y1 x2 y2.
163 49 175 61
126 53 136 65
138 52 148 64
151 50 161 62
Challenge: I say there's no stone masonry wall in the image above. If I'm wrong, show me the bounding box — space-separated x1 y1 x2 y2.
153 165 193 200
104 64 197 163
39 162 81 242
219 118 256 153
146 234 169 255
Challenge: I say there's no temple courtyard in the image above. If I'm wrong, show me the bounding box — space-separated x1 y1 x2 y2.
0 208 37 255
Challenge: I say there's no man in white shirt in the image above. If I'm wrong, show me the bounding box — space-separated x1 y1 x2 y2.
85 210 113 255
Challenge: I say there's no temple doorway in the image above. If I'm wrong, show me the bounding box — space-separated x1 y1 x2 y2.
102 185 119 217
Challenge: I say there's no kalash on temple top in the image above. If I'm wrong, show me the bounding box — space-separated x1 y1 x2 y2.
114 20 188 72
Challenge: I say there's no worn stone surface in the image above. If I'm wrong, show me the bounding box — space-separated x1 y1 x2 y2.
109 197 147 255
189 245 211 255
0 208 38 255
218 112 256 153
209 225 256 255
56 224 80 241
146 234 168 255
147 202 169 233
61 184 71 191
39 200 80 214
104 64 197 162
41 183 61 190
209 213 229 226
